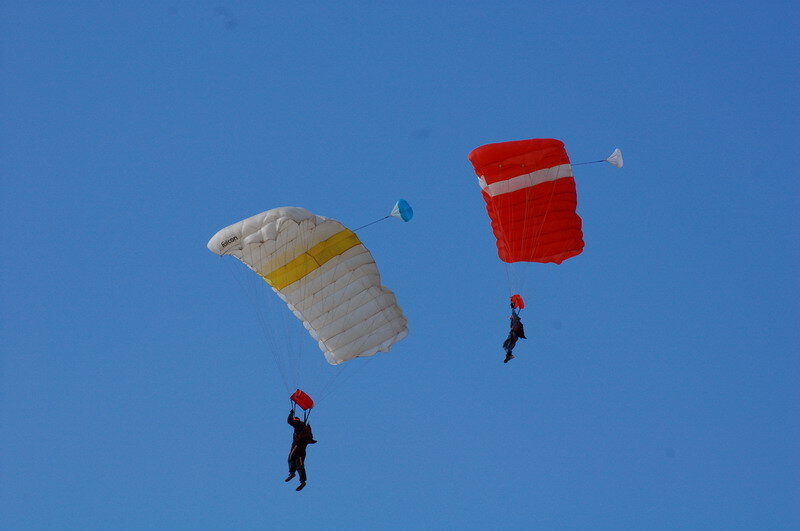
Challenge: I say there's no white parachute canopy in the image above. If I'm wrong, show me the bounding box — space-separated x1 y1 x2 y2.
606 148 624 168
208 207 408 365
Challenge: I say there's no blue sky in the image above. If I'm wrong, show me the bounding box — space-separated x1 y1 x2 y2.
2 1 798 528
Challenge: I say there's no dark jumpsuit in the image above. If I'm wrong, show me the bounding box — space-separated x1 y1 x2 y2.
503 309 526 355
287 412 315 483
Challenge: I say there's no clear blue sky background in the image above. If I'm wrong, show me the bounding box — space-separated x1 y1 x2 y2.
2 2 798 529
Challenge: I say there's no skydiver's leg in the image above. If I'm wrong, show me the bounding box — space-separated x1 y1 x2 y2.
286 446 297 481
503 332 518 353
503 332 518 362
297 456 306 483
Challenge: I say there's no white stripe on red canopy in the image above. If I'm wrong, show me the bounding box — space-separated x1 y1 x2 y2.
478 163 573 197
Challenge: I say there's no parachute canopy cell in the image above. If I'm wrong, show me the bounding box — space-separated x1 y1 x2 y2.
390 199 413 222
468 138 584 265
207 207 408 365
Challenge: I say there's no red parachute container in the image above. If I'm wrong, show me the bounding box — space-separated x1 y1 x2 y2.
290 389 314 410
468 139 583 264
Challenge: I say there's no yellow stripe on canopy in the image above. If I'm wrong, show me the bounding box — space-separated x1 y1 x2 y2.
260 229 361 290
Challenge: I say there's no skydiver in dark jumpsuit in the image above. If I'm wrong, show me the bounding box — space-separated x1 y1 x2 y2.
285 409 317 491
503 303 526 363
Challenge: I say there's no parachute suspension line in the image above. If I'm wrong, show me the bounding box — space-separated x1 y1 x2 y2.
334 219 402 401
320 231 398 405
317 355 377 404
311 227 391 404
254 235 298 393
257 239 300 394
571 159 605 166
293 217 327 392
284 216 384 408
225 256 292 396
249 259 288 391
304 202 410 399
484 191 515 298
304 226 356 400
516 171 538 298
353 215 390 231
291 222 311 390
316 366 348 404
529 174 560 262
516 169 561 302
478 164 562 312
290 219 319 391
489 185 525 300
251 222 310 396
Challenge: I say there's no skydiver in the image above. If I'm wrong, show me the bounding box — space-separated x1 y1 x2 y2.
285 409 317 491
503 301 526 363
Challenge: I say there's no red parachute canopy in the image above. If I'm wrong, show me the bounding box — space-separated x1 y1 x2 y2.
291 389 314 411
468 139 583 264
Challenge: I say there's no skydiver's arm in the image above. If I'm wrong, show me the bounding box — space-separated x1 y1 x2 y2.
287 412 305 429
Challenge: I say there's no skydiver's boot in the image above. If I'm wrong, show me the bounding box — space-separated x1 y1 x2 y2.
284 473 295 482
296 482 306 491
504 352 515 363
